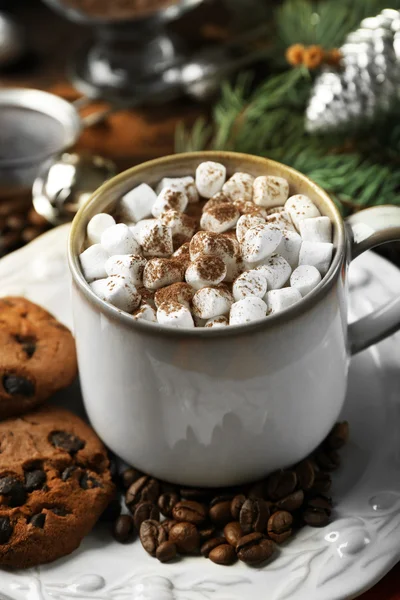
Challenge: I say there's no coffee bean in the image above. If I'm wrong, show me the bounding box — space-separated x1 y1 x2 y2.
198 524 216 540
180 487 214 501
50 431 85 454
3 374 35 397
161 519 177 536
140 519 167 556
267 511 293 543
239 498 269 534
315 449 341 471
125 476 160 511
210 494 235 506
172 500 207 525
209 500 232 526
295 460 315 491
266 470 297 501
200 536 226 557
223 522 243 547
236 532 275 565
14 335 36 358
156 541 177 563
209 543 237 566
158 492 179 517
0 516 12 544
303 496 332 527
30 513 46 528
80 472 102 490
231 494 246 520
121 467 144 489
113 514 135 543
169 522 200 554
100 496 121 522
248 481 267 500
0 476 27 507
24 469 46 492
275 490 304 512
133 501 159 530
326 421 349 450
310 471 332 494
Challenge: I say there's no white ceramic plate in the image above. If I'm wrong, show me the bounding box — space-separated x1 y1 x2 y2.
0 225 400 600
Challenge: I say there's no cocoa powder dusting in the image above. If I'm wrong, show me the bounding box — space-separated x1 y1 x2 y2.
195 256 226 282
207 204 238 224
154 283 194 307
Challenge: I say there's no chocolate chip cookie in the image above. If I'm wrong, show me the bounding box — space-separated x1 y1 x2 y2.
0 297 77 419
0 405 115 568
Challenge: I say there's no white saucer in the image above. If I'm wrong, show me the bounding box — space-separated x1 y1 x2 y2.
1 225 400 600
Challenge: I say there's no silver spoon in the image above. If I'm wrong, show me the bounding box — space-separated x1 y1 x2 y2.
32 152 117 225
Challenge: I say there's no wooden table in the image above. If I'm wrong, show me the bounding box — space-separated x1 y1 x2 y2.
1 2 400 596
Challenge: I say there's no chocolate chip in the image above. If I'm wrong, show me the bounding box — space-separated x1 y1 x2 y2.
14 335 36 358
61 466 77 481
156 541 177 563
113 514 135 543
50 507 68 516
80 472 102 490
30 513 46 528
50 431 85 454
0 476 27 507
0 516 12 543
24 469 46 492
3 374 35 397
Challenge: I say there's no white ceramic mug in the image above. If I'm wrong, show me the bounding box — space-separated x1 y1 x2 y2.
68 152 400 487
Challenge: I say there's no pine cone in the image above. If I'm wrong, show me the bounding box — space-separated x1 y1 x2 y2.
306 9 400 133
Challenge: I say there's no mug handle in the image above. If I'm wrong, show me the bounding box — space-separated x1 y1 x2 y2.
346 206 400 355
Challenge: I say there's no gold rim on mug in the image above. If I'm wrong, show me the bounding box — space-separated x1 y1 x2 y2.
68 151 345 338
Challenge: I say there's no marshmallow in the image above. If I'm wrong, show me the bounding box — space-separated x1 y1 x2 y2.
276 229 302 269
265 210 295 232
200 204 240 233
241 225 283 263
185 256 227 290
299 216 332 243
233 271 268 302
90 275 141 312
192 285 233 319
136 286 156 308
132 303 157 322
160 210 197 238
290 265 322 297
253 176 290 208
285 195 321 230
224 255 245 283
222 172 254 203
298 241 333 276
154 282 194 308
195 161 226 198
105 254 147 285
172 241 191 269
135 220 173 257
143 258 183 290
254 254 292 290
87 213 116 245
203 192 230 213
120 183 157 223
101 223 141 256
265 288 302 315
229 296 267 325
236 214 266 244
152 187 188 218
190 231 237 262
80 244 109 282
233 200 268 218
156 176 199 204
205 316 229 328
157 301 195 328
